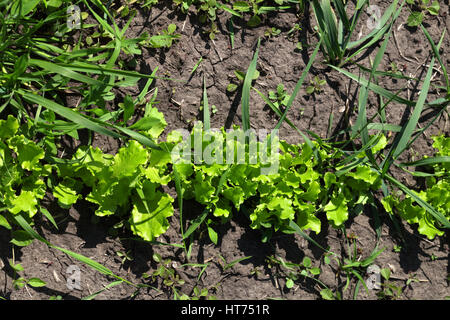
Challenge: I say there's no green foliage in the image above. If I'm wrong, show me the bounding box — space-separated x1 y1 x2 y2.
172 0 291 39
8 258 46 290
0 116 49 224
144 253 185 295
0 105 171 243
311 0 401 65
306 76 326 95
230 0 289 27
0 0 168 157
226 69 260 93
265 254 333 297
54 109 172 242
376 267 404 300
382 135 450 240
1 107 447 248
268 84 290 109
405 0 440 27
170 123 384 241
264 27 281 38
147 24 181 48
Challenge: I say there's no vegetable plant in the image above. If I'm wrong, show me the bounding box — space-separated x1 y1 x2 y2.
382 135 450 240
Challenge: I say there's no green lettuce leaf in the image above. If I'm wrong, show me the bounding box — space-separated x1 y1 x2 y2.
324 194 348 227
129 181 174 241
9 135 44 171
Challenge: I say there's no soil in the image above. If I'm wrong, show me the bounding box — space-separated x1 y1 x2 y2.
1 0 449 300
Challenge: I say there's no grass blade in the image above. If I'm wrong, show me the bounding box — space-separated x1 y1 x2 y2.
29 59 103 86
330 66 415 106
14 214 135 286
202 75 210 131
274 39 322 130
420 27 448 94
56 62 183 83
81 280 124 300
347 0 398 49
241 38 261 132
227 18 235 49
334 0 350 31
398 156 450 167
272 40 322 161
191 57 203 75
382 54 436 174
312 0 335 62
172 164 185 244
288 220 332 254
223 256 252 270
21 90 162 150
20 91 122 139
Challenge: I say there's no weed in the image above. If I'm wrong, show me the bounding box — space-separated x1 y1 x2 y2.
306 76 326 95
226 69 260 93
8 249 46 291
191 285 217 300
146 24 180 48
268 84 291 110
116 250 133 266
264 27 281 38
377 268 403 300
266 254 337 299
144 253 186 297
405 0 439 27
311 0 401 65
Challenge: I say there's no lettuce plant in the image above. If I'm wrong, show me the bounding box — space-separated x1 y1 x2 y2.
0 115 50 225
1 111 447 244
53 107 174 242
382 135 449 239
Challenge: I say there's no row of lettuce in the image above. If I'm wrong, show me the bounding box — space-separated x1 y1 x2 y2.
0 111 449 245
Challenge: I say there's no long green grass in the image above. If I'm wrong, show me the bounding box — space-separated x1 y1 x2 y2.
311 0 401 66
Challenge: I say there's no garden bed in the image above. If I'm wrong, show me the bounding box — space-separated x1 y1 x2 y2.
0 0 449 300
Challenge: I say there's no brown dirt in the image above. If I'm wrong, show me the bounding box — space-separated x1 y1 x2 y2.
1 0 449 300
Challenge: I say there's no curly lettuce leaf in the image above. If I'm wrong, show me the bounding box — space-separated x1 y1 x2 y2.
9 135 44 171
0 115 19 139
112 140 148 178
296 201 321 233
129 181 174 242
129 106 167 140
324 193 348 227
8 190 39 217
53 178 81 209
